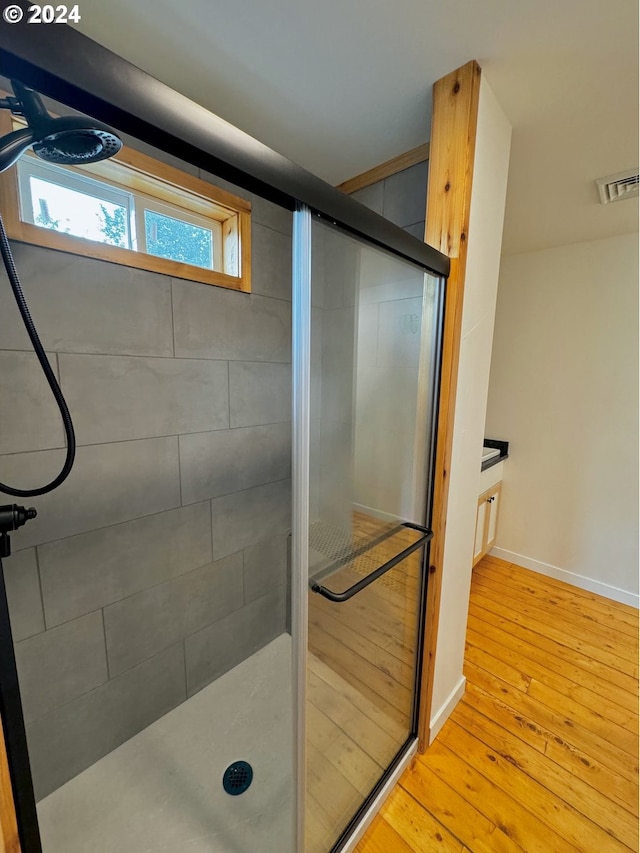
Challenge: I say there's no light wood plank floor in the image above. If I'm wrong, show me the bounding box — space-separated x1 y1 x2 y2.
356 554 639 853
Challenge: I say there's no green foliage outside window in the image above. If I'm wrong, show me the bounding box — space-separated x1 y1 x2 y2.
144 210 213 269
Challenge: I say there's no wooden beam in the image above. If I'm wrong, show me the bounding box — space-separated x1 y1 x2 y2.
336 143 430 195
418 60 482 751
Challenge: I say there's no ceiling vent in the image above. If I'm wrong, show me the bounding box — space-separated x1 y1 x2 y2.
595 169 639 205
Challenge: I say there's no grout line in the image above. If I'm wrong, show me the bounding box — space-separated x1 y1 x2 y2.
241 546 247 605
33 545 48 633
209 499 215 564
182 639 188 700
176 433 184 508
0 421 293 458
226 360 231 430
169 280 176 358
101 607 111 680
0 347 292 365
0 346 292 366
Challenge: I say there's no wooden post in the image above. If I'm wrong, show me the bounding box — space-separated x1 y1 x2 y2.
418 60 482 750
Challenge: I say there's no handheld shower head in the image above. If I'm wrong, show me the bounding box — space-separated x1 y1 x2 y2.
0 80 122 172
0 81 122 497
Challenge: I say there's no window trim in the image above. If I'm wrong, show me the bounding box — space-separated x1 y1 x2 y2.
0 108 252 292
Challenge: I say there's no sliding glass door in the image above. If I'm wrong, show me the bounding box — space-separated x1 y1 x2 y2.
296 213 443 852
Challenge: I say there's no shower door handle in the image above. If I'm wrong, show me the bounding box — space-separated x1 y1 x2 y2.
309 522 433 603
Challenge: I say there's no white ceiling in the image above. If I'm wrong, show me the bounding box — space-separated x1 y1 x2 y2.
72 0 638 254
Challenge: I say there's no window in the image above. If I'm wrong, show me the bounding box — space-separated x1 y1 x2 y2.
0 111 251 292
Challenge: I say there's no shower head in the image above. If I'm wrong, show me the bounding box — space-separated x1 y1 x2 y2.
0 80 122 173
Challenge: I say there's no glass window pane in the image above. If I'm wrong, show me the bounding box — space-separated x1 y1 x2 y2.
29 176 129 247
144 209 213 269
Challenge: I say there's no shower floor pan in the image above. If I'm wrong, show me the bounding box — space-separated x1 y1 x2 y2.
37 635 293 853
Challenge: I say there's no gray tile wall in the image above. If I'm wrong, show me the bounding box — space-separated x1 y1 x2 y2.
1 156 292 799
350 159 428 242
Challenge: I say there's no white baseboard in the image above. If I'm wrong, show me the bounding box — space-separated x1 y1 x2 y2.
352 502 402 524
490 547 639 609
428 675 466 744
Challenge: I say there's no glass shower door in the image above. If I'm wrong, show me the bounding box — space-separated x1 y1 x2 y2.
303 217 442 852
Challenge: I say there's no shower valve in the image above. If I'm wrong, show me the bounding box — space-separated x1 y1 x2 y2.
0 505 37 558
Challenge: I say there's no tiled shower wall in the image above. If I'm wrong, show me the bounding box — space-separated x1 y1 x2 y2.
310 224 358 537
349 159 429 521
349 159 428 241
0 157 292 799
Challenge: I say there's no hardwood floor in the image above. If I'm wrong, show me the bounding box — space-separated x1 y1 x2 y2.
356 554 639 853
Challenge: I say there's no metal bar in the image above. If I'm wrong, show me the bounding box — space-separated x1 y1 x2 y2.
0 556 42 852
331 736 418 853
291 204 312 853
0 14 450 278
309 523 433 603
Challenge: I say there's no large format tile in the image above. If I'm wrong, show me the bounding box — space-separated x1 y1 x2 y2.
179 423 291 505
211 479 291 558
185 588 286 696
243 535 288 604
382 161 429 228
0 351 64 454
250 193 293 236
26 644 186 800
320 307 355 423
172 281 291 362
251 222 291 301
318 419 354 532
104 553 243 677
15 611 108 723
229 361 291 427
3 548 44 642
1 437 181 548
403 220 425 240
1 244 173 357
350 182 384 215
39 502 212 628
59 353 229 444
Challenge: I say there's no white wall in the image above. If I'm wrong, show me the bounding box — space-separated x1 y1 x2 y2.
429 78 512 739
485 232 639 605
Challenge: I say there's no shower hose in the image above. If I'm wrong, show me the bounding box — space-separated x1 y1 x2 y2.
0 210 76 496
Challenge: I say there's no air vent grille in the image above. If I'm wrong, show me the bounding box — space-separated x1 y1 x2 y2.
595 170 639 205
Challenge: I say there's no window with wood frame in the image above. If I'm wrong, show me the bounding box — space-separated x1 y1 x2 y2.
0 111 252 292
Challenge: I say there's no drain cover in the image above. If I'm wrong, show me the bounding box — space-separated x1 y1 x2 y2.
223 761 253 795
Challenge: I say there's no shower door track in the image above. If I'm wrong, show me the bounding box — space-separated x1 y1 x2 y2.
331 736 419 853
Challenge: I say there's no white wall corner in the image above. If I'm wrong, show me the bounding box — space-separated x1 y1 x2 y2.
429 675 466 743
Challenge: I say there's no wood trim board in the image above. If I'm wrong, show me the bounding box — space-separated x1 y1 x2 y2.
336 143 430 195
